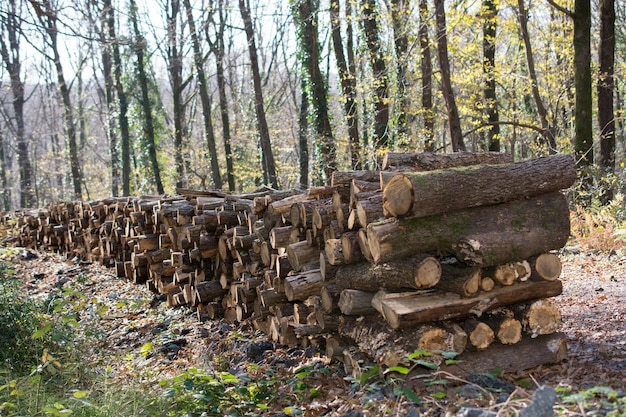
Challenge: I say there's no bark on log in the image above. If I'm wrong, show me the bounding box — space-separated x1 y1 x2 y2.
320 283 342 313
355 192 385 228
338 289 377 315
284 269 323 301
368 192 570 266
436 263 482 297
382 151 513 171
340 231 365 264
381 279 562 329
331 170 381 202
286 240 321 271
382 154 574 218
335 255 441 291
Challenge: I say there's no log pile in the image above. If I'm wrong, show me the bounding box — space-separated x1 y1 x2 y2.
1 152 575 377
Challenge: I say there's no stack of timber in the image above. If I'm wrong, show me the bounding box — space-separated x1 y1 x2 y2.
1 152 574 378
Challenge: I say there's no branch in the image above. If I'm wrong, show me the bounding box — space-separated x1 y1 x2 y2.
462 120 551 138
545 0 573 18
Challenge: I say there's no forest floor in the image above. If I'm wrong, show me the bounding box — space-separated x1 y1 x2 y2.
9 246 626 416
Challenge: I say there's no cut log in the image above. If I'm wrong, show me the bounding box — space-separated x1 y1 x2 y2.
269 225 293 249
485 264 518 286
331 170 381 202
195 280 228 303
335 255 441 292
326 335 351 361
427 333 568 379
436 263 482 297
368 192 570 266
338 289 377 315
320 283 342 314
516 299 562 337
480 277 495 292
319 251 339 281
286 240 321 271
355 192 384 228
462 318 495 350
484 309 523 345
325 238 345 266
340 316 465 368
284 269 323 301
529 253 562 281
380 279 562 329
382 154 576 218
382 151 513 171
339 231 363 264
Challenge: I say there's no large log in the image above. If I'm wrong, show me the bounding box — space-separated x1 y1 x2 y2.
515 299 562 337
382 151 513 171
380 279 562 329
367 192 570 266
335 255 441 291
339 316 466 368
338 289 377 315
382 154 576 218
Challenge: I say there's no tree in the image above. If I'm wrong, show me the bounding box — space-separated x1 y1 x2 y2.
32 0 84 200
0 128 9 210
433 0 465 151
129 0 165 194
388 0 412 145
0 0 35 207
482 0 500 151
239 0 278 189
360 0 390 155
330 0 360 169
207 0 236 192
517 0 558 153
418 0 435 151
547 0 592 166
598 0 615 172
183 0 222 190
293 0 336 183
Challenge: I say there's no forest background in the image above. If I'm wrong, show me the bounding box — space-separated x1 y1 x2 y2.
0 0 623 209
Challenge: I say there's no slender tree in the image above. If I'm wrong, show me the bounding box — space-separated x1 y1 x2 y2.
482 0 501 151
293 0 336 182
207 0 236 191
360 0 390 154
0 128 9 210
129 0 164 194
598 0 615 172
32 0 84 200
0 0 34 207
183 0 222 189
298 79 309 188
330 0 360 169
433 0 465 151
517 0 558 153
546 0 592 166
419 0 434 151
239 0 278 188
388 0 411 145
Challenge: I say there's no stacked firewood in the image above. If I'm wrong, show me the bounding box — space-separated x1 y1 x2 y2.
1 152 576 376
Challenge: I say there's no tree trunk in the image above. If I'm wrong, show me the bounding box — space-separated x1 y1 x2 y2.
0 0 34 207
367 192 570 266
517 0 558 152
433 0 464 151
382 154 576 218
389 0 411 144
183 0 222 190
239 0 279 188
298 78 309 188
419 0 435 151
573 0 593 166
330 0 360 169
106 0 132 196
598 0 615 177
482 0 500 151
360 0 390 153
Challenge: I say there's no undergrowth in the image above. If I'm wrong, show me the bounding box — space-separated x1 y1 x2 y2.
569 193 626 253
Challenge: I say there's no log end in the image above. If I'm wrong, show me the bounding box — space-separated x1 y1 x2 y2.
382 174 414 218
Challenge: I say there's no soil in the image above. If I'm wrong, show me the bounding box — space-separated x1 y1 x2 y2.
9 247 626 416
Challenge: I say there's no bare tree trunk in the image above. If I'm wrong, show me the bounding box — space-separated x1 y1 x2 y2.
165 0 186 189
360 0 390 154
129 0 164 194
239 0 278 188
104 0 132 196
419 0 435 151
573 0 593 166
598 0 615 174
34 1 83 200
0 129 9 210
388 0 411 145
517 0 558 153
294 0 336 183
482 0 500 152
183 0 223 190
1 0 34 207
298 78 309 189
208 0 236 192
433 0 465 151
330 0 360 169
